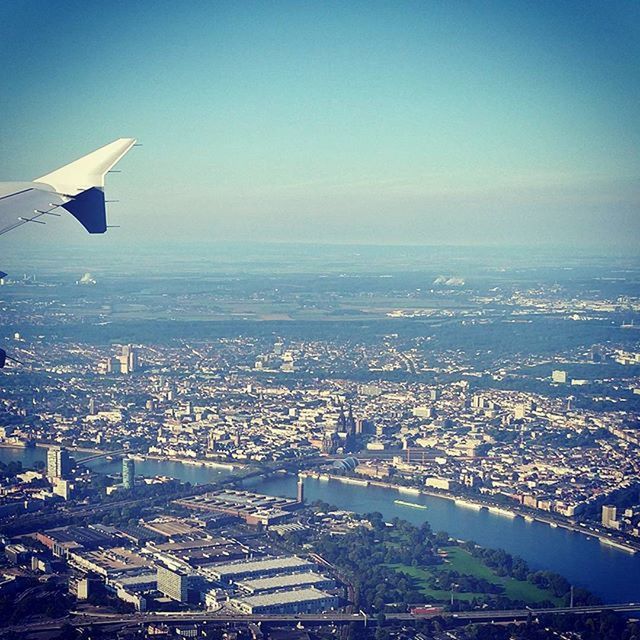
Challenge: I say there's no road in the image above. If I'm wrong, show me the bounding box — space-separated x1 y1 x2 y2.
7 603 640 634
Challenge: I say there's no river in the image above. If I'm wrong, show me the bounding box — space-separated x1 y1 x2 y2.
2 446 639 603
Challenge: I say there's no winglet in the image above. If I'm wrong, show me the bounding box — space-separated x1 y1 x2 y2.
35 138 137 194
34 138 137 233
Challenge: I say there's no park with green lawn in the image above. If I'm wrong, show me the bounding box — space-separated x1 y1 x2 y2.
388 545 562 605
308 511 597 613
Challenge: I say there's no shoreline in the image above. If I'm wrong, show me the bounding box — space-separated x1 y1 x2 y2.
2 441 637 555
298 470 640 555
0 442 236 472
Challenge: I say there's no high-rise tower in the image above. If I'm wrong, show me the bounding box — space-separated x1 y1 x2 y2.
122 457 135 490
47 447 70 480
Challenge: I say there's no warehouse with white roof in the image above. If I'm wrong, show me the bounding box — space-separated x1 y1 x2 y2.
230 587 339 614
202 555 315 584
237 571 334 594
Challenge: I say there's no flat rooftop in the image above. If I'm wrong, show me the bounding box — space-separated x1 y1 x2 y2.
153 537 231 553
238 572 332 593
74 547 152 574
177 489 298 513
204 555 314 579
235 587 333 608
141 518 201 538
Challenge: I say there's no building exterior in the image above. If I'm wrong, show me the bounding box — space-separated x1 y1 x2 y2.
122 457 135 490
122 344 137 373
552 370 568 384
175 489 301 526
105 345 138 374
47 447 71 480
52 477 72 500
237 572 334 595
202 556 315 584
157 565 192 602
75 574 102 600
602 504 618 529
231 587 338 615
5 543 30 565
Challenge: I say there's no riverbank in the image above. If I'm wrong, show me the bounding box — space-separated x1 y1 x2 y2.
0 442 237 472
298 470 640 555
2 443 639 602
2 440 637 554
0 441 105 455
133 453 236 472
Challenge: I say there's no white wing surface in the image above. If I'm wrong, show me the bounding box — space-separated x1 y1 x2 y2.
0 138 136 238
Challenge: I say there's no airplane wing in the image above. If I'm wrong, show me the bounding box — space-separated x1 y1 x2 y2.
0 138 137 238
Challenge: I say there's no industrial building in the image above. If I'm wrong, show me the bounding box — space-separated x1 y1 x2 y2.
237 571 334 594
157 564 194 602
201 555 315 584
174 489 301 526
230 587 339 615
148 536 249 567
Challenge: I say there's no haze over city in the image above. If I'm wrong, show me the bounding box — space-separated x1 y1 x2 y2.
1 2 640 640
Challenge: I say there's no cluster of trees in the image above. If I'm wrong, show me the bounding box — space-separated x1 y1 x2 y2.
464 541 600 606
0 580 71 625
312 513 442 611
294 507 603 615
465 544 530 580
0 460 23 478
455 612 640 640
311 513 602 614
428 568 502 595
98 504 144 527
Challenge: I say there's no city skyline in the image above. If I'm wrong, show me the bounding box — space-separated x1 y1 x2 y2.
1 2 640 637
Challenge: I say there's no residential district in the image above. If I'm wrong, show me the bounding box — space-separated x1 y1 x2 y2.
0 265 639 638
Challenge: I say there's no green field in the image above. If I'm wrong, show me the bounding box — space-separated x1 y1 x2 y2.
389 546 562 605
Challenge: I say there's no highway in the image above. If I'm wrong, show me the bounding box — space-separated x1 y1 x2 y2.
7 603 640 635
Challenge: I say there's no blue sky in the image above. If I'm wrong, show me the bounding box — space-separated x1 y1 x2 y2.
1 0 638 247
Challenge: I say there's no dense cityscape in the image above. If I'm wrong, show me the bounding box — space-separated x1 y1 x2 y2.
0 247 638 639
3 0 639 635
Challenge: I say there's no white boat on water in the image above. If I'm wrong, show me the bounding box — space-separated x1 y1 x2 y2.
395 499 428 510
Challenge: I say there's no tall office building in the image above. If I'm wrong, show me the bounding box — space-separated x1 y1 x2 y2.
122 457 135 490
104 345 138 374
119 345 137 374
124 344 137 371
157 565 192 602
47 447 70 480
601 504 617 528
297 477 305 503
